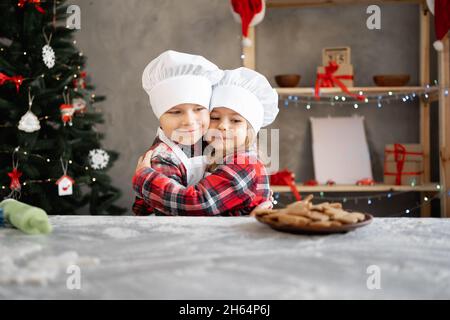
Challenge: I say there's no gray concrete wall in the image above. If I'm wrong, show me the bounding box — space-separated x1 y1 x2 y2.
73 0 439 216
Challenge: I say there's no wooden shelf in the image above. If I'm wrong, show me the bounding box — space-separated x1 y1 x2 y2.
271 183 441 193
267 0 420 9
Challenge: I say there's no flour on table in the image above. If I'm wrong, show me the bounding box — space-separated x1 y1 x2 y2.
102 227 140 239
0 251 100 286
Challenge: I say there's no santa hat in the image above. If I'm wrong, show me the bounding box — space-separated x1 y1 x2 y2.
427 0 450 51
210 67 279 133
142 50 223 118
230 0 266 47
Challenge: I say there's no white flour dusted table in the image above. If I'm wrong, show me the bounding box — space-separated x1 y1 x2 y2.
1 216 450 299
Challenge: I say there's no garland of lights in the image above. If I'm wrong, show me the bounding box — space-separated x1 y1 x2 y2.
273 190 443 216
0 146 102 196
280 85 448 109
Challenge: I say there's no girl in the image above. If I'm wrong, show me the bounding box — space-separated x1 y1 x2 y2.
133 67 278 216
132 50 223 216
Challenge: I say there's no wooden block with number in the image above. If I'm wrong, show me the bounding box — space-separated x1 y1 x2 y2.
322 47 351 66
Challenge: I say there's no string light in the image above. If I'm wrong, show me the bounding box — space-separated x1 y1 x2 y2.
273 190 443 218
279 88 444 108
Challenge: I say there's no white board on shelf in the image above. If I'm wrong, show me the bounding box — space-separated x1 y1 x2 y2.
310 116 373 184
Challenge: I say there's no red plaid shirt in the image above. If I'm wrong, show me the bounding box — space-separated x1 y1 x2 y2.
132 151 270 216
132 136 188 216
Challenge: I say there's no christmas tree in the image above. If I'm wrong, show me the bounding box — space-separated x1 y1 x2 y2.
0 0 125 215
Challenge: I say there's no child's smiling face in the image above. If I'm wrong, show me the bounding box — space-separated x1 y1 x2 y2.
159 103 210 145
207 107 250 153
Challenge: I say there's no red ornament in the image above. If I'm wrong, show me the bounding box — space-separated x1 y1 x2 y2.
0 72 24 93
8 168 22 192
60 103 75 126
72 72 87 89
326 179 336 186
17 0 45 14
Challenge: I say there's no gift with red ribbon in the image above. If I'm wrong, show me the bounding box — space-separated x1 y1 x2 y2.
384 143 424 185
270 169 301 201
17 0 46 14
0 72 24 93
315 61 365 101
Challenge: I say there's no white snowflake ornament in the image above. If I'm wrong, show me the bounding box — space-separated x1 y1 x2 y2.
18 110 41 133
88 149 110 170
42 44 55 69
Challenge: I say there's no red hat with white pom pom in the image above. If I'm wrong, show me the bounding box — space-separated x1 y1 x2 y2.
230 0 266 47
427 0 450 51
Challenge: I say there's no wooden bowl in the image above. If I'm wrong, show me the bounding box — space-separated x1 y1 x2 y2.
275 74 301 87
373 74 410 86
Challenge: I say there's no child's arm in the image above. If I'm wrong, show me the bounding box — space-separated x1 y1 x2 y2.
132 154 259 216
132 145 186 216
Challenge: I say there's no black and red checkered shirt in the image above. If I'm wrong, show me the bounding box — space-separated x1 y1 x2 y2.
132 151 270 216
132 136 188 216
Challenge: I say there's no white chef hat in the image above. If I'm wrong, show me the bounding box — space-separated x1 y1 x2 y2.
210 67 279 133
142 50 224 118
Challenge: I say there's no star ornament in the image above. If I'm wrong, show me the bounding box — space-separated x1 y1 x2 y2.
8 167 23 191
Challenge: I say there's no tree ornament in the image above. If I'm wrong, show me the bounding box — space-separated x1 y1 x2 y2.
73 71 87 89
56 158 74 196
18 89 40 132
72 97 87 114
17 0 45 13
7 148 22 199
60 92 74 126
88 149 110 170
0 72 24 93
42 30 55 69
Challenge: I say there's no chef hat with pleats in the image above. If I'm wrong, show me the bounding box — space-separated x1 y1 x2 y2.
210 67 279 133
142 50 224 118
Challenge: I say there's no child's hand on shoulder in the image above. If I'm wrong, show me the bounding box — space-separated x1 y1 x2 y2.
135 150 154 173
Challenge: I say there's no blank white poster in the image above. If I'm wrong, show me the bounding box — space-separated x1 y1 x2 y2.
310 116 373 184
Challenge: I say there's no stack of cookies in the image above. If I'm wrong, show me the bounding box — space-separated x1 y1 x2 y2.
253 194 366 229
